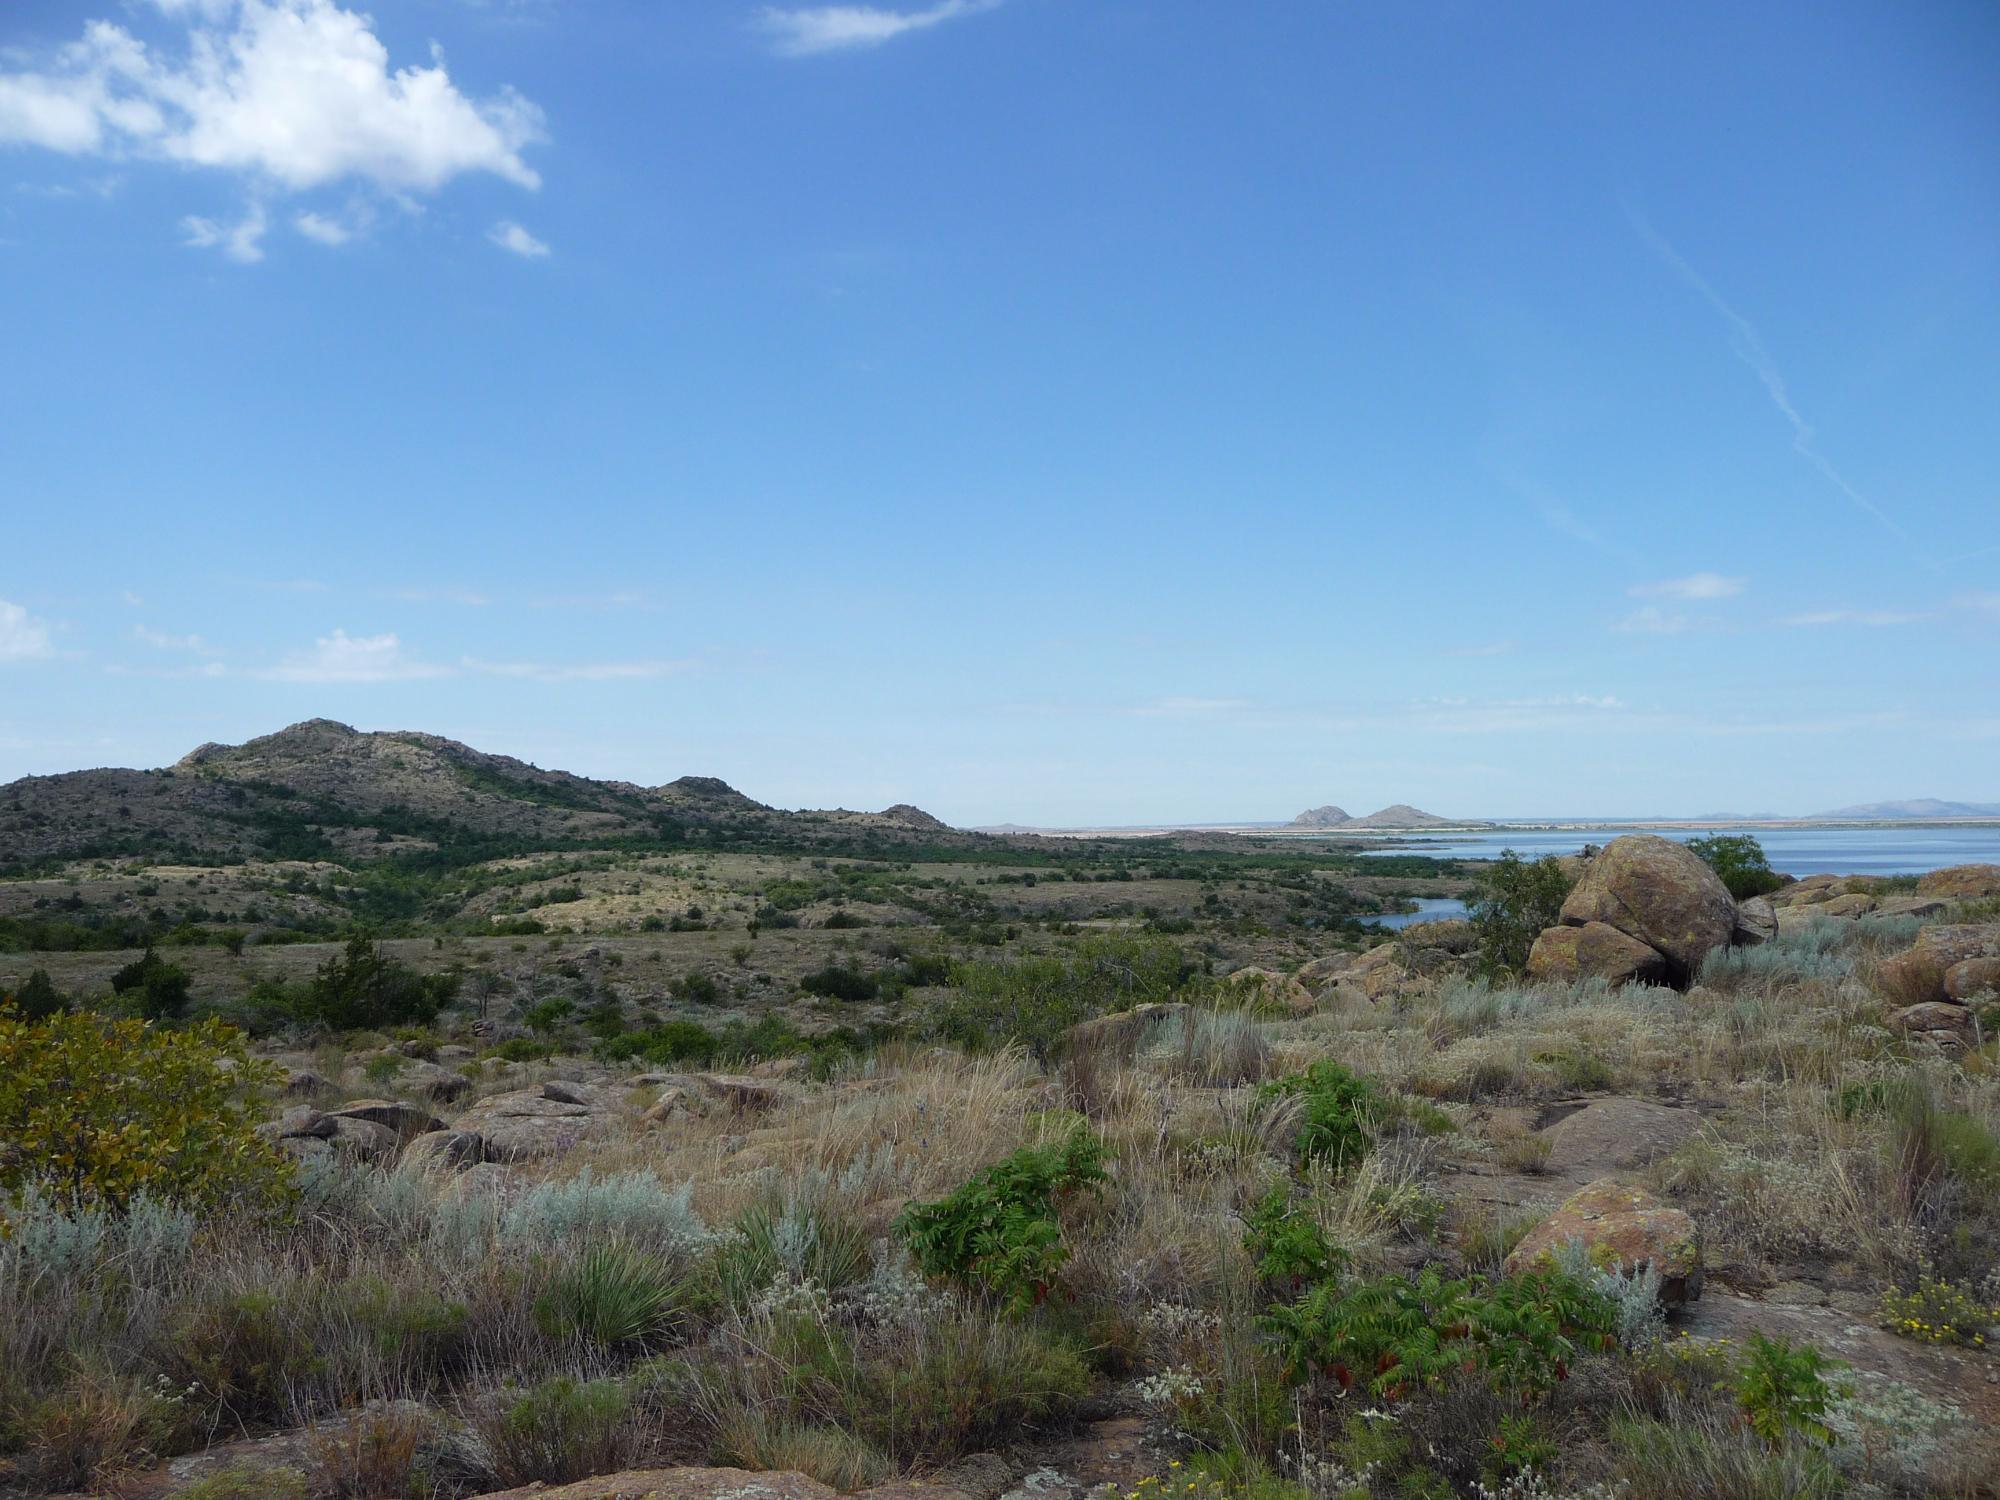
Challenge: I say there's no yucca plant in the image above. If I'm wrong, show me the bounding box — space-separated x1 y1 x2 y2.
533 1245 689 1350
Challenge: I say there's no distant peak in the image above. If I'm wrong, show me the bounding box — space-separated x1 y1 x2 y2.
663 775 747 800
880 803 949 830
1290 805 1351 827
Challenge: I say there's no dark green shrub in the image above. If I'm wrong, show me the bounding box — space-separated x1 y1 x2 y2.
6 969 67 1021
1243 1185 1346 1294
800 964 878 1002
1686 835 1783 899
895 1127 1106 1309
110 948 192 1020
288 936 458 1032
483 1377 636 1487
1734 1332 1839 1445
1467 851 1573 976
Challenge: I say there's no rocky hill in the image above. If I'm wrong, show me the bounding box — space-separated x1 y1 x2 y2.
1289 805 1352 828
0 720 973 872
1289 803 1461 830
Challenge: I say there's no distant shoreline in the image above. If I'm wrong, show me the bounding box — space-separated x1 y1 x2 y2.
984 816 2000 841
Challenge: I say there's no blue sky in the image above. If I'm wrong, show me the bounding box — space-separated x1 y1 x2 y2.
2 0 1995 825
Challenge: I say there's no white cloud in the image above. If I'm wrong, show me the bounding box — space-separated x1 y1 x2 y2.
0 0 544 255
1783 608 1928 628
487 218 548 258
1629 572 1746 601
0 600 56 661
1613 606 1693 636
759 0 1000 56
265 628 448 682
181 202 266 261
132 624 214 651
293 209 349 245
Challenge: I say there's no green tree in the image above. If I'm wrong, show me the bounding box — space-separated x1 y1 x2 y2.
1686 834 1783 899
109 947 193 1021
1467 850 1574 976
934 934 1194 1062
291 934 458 1032
8 968 68 1021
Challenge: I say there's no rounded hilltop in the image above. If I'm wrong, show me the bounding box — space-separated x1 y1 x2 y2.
1289 802 1460 829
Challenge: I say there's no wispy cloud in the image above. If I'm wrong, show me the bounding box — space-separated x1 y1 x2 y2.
0 600 56 661
1783 608 1929 628
388 586 492 607
1612 606 1694 636
131 624 215 652
463 657 697 682
181 203 267 263
293 210 351 246
264 629 449 683
1625 202 1908 543
1629 572 1745 601
488 219 549 258
1128 696 1251 719
1446 640 1518 658
758 0 1000 56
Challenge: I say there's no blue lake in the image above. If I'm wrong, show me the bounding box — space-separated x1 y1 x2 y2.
1356 825 2000 877
1365 896 1469 929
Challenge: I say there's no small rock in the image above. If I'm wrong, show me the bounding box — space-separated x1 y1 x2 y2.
396 1129 489 1175
1504 1177 1703 1304
328 1098 449 1143
1889 1001 1974 1045
273 1105 335 1139
1731 897 1778 947
1944 956 2000 1002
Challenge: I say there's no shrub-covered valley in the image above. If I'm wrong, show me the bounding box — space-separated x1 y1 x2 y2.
6 721 2000 1500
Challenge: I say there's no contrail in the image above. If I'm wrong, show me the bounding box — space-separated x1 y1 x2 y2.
1623 200 1910 543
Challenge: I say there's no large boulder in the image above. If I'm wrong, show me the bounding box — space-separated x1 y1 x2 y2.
1917 864 2000 901
327 1099 448 1144
454 1082 613 1162
1524 922 1669 988
325 1115 398 1164
1731 896 1778 947
395 1129 489 1176
1889 1002 1975 1046
1945 957 2000 1002
1557 834 1736 984
1503 1177 1702 1304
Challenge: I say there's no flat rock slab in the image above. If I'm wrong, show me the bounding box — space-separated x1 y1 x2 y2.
1683 1291 2000 1422
1540 1097 1707 1178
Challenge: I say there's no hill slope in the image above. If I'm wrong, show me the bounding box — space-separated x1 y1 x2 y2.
0 720 967 871
1810 798 2000 820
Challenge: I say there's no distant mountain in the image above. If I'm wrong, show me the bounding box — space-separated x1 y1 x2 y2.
0 719 979 872
1289 805 1352 828
1343 804 1462 829
1810 799 2000 821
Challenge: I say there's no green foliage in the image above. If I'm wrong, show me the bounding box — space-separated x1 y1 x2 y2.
934 935 1195 1060
895 1126 1106 1308
1466 850 1574 976
486 1376 635 1487
800 963 879 1002
533 1245 690 1350
0 1008 293 1214
1687 834 1784 899
1242 1185 1347 1293
1261 1060 1379 1172
109 947 192 1020
1879 1274 2000 1346
1259 1266 1619 1401
1734 1332 1840 1446
7 969 68 1021
286 935 459 1032
1688 828 1784 900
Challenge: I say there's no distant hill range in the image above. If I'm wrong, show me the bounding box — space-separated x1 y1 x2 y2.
1808 799 2000 821
0 719 964 872
1288 803 1468 830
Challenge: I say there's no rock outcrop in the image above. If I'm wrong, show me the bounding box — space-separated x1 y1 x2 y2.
1503 1177 1702 1304
1556 834 1736 984
1875 925 2000 1007
1916 864 2000 900
454 1080 618 1161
